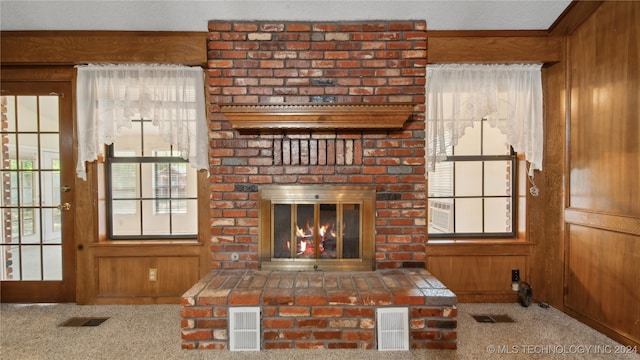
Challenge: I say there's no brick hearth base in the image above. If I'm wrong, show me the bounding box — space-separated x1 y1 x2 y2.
180 269 457 350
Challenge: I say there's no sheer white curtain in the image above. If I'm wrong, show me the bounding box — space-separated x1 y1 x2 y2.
426 64 543 176
75 64 208 180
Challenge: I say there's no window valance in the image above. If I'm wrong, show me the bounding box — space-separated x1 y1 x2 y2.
426 64 543 176
75 64 208 180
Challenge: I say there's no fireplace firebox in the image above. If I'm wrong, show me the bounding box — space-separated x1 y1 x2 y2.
259 185 376 271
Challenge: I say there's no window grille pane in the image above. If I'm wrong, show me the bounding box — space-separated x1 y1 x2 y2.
112 200 141 236
484 197 512 233
142 199 170 235
454 161 482 196
171 199 198 235
143 126 173 156
482 122 510 155
428 161 453 197
484 161 511 196
454 198 483 233
113 122 142 156
111 164 138 215
454 123 481 155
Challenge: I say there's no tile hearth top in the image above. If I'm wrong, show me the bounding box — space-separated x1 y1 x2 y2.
182 269 457 307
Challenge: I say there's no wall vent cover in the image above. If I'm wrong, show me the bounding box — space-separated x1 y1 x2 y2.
377 307 409 351
229 307 260 351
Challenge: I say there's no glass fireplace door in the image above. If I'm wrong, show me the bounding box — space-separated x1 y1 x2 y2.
259 185 375 271
271 202 361 263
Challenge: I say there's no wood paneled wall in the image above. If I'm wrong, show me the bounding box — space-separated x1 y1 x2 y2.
562 1 640 347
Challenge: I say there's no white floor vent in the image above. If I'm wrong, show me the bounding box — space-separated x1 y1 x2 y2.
376 307 409 351
229 307 261 351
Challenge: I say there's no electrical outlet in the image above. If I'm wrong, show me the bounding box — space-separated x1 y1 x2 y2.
149 268 157 282
511 269 520 283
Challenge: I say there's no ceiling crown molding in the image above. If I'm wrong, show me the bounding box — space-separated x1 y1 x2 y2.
219 103 418 131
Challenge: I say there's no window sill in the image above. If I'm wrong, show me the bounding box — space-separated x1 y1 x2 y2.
426 238 531 256
93 239 203 246
427 238 530 245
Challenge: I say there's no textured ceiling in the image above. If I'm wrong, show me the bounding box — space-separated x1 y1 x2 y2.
1 0 572 32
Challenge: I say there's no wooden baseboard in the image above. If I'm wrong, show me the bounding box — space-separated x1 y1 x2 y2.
456 293 519 303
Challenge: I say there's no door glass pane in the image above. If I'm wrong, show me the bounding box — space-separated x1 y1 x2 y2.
1 245 20 279
42 245 62 280
42 208 62 244
20 245 42 280
4 96 17 132
39 96 60 132
17 96 38 132
1 245 16 279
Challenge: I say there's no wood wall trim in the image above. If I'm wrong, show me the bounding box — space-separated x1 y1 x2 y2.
548 1 604 36
562 306 640 349
426 242 530 256
0 31 207 66
564 208 640 236
1 66 75 81
427 33 563 63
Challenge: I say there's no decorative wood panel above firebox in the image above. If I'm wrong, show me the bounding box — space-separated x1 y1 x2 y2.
220 103 417 131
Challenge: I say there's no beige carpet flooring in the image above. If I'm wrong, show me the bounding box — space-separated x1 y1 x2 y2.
1 302 638 360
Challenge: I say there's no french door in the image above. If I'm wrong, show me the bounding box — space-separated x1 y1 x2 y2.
0 81 76 302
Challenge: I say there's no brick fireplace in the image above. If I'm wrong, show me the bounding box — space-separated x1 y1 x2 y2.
181 20 457 351
207 20 428 271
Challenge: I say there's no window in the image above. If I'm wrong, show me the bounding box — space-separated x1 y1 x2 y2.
428 119 516 238
106 119 198 239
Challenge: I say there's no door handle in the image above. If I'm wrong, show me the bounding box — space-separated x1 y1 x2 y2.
57 203 72 211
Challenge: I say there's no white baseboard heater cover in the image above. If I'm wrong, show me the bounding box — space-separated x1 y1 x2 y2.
376 307 409 351
229 307 261 351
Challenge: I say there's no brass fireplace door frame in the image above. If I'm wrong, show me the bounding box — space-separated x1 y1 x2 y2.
258 185 376 272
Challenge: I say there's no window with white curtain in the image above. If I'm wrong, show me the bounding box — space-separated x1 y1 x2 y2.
426 64 542 238
75 64 208 180
76 64 207 240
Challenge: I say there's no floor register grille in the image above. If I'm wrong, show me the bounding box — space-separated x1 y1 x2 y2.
59 317 109 327
471 314 515 323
